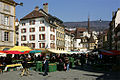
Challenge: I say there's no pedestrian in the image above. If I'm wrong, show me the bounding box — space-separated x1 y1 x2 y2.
65 56 70 71
43 56 49 76
20 55 29 76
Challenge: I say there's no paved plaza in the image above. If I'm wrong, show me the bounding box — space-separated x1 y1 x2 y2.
1 66 120 80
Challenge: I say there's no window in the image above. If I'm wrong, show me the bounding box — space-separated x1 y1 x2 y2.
30 28 35 32
21 28 26 33
4 32 9 41
50 27 55 32
50 43 55 48
29 20 35 25
39 34 45 40
31 43 35 48
39 26 45 31
41 26 45 31
30 35 35 40
21 35 26 41
50 34 55 40
40 20 44 24
39 43 45 48
56 39 59 45
4 4 10 12
4 15 9 25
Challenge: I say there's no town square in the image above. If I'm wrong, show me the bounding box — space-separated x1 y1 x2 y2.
0 0 120 80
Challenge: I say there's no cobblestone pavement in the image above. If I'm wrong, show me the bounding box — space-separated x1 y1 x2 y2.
0 67 120 80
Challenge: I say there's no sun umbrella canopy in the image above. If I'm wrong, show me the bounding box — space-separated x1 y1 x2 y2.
29 50 42 53
0 53 6 57
8 46 32 51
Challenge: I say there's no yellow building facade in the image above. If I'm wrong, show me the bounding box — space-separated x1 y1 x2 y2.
56 23 65 50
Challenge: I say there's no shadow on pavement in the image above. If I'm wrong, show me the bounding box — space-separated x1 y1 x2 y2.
72 65 120 80
39 72 43 75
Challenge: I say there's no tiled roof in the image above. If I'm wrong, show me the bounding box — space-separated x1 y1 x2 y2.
0 0 16 4
20 10 44 20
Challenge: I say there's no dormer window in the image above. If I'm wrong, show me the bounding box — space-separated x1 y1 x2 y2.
40 20 44 24
29 20 35 25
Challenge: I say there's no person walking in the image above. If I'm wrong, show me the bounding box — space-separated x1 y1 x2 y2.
21 55 29 76
43 56 49 76
65 56 70 71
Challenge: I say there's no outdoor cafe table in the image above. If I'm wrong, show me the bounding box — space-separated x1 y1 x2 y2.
4 64 23 71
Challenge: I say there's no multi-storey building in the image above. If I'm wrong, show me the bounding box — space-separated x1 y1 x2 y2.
19 3 64 50
0 0 16 50
56 24 65 50
74 28 88 52
109 8 120 50
65 29 74 51
71 27 97 52
15 18 19 46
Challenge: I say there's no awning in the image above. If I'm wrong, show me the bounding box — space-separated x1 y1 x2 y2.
100 49 120 55
8 46 32 51
29 50 42 53
47 49 69 54
0 53 6 57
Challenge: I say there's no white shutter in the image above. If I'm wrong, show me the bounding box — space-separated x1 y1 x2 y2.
10 17 13 26
1 14 4 24
0 30 1 41
10 32 13 42
1 31 4 41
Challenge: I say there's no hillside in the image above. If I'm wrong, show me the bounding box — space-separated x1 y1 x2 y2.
64 21 110 31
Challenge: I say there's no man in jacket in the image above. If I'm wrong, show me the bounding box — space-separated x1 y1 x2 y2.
43 56 49 76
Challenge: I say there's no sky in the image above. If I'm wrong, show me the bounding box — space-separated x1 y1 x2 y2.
15 0 120 22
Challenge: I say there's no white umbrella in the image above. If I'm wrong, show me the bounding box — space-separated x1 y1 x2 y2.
0 53 6 57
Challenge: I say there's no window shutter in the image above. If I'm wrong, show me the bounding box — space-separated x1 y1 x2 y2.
39 34 41 40
43 43 45 48
39 43 41 48
25 36 26 41
33 35 35 40
21 29 23 33
1 31 4 41
50 34 52 40
30 28 31 32
39 27 41 31
10 32 13 42
10 17 13 26
33 20 35 24
21 36 23 41
44 34 45 40
1 14 4 25
53 35 55 40
25 29 26 33
34 28 35 32
0 31 1 41
44 26 45 31
53 28 55 32
33 43 35 48
30 35 31 40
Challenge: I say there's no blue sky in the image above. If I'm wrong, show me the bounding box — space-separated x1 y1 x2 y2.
15 0 120 22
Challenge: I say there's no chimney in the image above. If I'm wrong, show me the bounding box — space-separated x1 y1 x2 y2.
43 3 48 13
34 6 39 11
